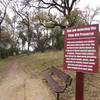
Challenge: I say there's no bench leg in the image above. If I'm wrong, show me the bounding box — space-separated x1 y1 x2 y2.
57 93 60 100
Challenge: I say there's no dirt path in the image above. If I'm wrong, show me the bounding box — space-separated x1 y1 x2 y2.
0 60 55 100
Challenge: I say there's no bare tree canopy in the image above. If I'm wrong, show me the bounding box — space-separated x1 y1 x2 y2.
21 0 80 29
0 0 12 25
82 7 100 24
22 0 80 16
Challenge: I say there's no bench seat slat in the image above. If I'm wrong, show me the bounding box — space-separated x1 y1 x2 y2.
43 73 64 93
43 66 72 100
50 67 72 85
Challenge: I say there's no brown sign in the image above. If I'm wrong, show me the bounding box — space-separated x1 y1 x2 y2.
64 24 99 73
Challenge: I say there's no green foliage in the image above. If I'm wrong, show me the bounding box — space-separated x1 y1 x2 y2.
34 11 57 28
45 22 55 28
0 48 7 58
0 25 15 45
34 12 48 21
68 9 88 27
33 28 50 53
0 47 19 59
50 26 64 50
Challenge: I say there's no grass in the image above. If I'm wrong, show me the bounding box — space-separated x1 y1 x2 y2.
0 60 6 67
19 50 100 100
19 50 64 73
0 59 10 68
0 55 22 68
0 50 100 100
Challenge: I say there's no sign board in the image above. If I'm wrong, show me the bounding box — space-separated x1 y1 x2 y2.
64 24 99 73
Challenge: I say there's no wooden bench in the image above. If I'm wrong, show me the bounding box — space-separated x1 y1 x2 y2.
43 66 72 100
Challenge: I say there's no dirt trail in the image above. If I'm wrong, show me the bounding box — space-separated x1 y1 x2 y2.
0 61 55 100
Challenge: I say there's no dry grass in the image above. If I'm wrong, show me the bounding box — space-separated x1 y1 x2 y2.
18 50 64 73
18 50 100 100
0 58 13 68
0 50 100 100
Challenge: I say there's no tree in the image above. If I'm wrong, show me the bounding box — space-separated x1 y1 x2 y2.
12 2 35 54
34 10 67 29
22 0 80 29
16 18 32 54
19 32 27 52
50 26 63 50
82 7 100 24
0 24 16 58
34 9 89 51
5 14 18 40
23 0 79 16
0 0 12 41
32 24 50 52
68 9 88 27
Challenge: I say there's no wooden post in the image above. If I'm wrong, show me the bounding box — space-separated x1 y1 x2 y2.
57 93 60 100
76 72 84 100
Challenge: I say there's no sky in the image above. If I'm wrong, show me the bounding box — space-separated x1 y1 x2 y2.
77 0 100 9
77 0 100 25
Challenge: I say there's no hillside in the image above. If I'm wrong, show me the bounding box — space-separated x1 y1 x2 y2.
0 50 100 100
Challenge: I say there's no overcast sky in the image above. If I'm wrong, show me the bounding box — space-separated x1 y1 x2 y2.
77 0 100 26
77 0 100 9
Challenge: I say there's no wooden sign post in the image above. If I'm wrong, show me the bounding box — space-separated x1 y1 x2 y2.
64 24 99 100
76 72 84 100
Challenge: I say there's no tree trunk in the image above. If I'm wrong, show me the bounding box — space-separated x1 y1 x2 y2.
0 25 1 42
27 41 30 55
